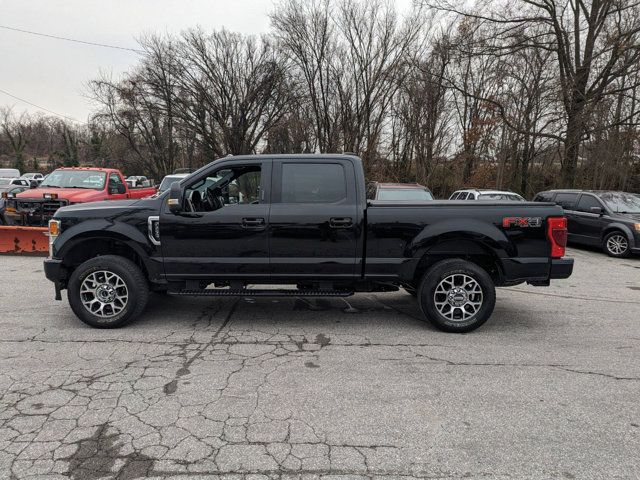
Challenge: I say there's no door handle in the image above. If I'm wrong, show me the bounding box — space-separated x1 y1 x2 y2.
330 217 353 228
242 217 265 228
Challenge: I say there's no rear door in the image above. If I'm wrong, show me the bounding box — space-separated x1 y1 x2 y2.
553 192 580 241
268 159 359 280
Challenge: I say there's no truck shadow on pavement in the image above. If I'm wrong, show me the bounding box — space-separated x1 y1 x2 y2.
133 291 540 334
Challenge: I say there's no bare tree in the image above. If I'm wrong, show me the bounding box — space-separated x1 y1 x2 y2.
426 0 640 186
176 28 293 157
0 108 29 171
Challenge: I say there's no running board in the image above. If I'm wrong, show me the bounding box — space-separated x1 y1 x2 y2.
169 289 354 297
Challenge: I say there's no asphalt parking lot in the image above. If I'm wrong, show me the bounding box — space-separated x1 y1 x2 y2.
0 247 639 479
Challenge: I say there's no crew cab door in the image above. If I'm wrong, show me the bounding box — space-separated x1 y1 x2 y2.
268 159 359 280
159 159 271 280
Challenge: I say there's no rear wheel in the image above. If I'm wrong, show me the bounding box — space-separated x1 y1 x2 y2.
67 255 149 328
418 259 496 333
603 231 630 258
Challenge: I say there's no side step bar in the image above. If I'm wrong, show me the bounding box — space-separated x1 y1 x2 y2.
170 289 354 297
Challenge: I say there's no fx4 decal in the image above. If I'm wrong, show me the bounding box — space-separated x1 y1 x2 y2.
502 217 543 228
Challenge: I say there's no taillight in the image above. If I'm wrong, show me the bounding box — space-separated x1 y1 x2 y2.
547 216 567 258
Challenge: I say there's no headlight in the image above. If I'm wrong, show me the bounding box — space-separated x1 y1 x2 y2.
48 219 61 257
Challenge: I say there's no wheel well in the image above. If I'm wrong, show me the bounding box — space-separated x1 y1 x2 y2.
602 228 629 241
62 238 149 278
412 243 503 287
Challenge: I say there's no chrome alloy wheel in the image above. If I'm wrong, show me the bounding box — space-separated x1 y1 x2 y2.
606 234 628 255
80 270 129 318
433 274 483 322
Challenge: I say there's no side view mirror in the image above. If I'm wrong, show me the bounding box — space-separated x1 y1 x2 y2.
589 206 604 215
168 181 184 214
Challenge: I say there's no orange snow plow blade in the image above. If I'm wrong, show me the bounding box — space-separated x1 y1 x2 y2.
0 226 48 255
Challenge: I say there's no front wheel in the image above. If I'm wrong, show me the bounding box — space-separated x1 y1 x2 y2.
603 231 631 258
67 255 149 328
418 259 496 333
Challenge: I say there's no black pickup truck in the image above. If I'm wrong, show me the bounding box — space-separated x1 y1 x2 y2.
44 154 573 332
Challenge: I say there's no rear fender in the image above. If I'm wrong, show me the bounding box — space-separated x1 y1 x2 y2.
404 219 510 283
408 219 510 259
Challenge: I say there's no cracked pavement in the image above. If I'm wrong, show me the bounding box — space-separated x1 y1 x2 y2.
0 247 639 479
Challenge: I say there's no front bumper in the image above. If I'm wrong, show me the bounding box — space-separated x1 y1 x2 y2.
44 258 64 283
44 258 67 300
549 257 574 279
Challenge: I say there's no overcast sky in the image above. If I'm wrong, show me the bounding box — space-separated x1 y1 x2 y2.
0 0 413 123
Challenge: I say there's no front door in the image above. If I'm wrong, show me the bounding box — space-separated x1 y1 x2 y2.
159 160 271 282
268 159 359 280
107 173 128 200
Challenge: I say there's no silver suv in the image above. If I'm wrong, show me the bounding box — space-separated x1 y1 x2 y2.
449 189 525 201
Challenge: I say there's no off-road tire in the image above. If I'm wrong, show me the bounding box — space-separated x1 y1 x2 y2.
418 259 496 333
67 255 149 328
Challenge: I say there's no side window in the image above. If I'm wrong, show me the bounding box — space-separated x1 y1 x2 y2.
576 194 603 213
554 193 579 210
280 163 346 204
108 173 126 194
185 165 262 212
534 191 555 202
450 192 460 200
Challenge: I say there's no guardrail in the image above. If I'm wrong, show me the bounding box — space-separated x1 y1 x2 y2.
0 226 48 255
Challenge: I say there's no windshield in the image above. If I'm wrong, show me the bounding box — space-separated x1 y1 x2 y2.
0 179 11 186
598 192 640 213
479 193 524 201
377 188 434 201
40 170 106 190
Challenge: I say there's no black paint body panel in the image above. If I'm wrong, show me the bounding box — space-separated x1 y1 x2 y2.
46 154 573 289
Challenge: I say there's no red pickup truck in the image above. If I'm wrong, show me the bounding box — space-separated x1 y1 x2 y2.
4 167 157 226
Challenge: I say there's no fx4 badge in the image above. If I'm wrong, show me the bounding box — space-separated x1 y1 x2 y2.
502 217 543 228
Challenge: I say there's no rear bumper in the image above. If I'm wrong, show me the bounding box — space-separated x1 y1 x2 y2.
501 256 574 284
549 257 574 279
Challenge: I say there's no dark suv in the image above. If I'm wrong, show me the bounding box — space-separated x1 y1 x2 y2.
533 190 640 257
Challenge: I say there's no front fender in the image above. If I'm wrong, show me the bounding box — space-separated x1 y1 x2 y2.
53 218 153 264
602 223 636 249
